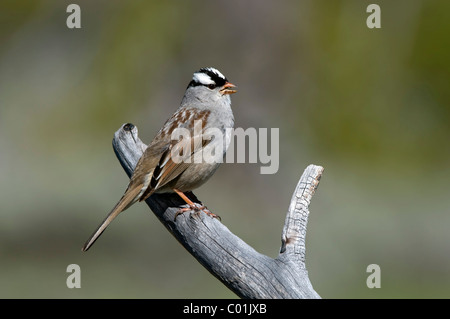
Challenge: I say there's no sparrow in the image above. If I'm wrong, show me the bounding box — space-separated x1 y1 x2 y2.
82 67 236 251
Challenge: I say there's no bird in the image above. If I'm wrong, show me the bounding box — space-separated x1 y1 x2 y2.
82 67 237 251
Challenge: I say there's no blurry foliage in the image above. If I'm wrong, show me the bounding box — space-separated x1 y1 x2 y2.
0 0 449 298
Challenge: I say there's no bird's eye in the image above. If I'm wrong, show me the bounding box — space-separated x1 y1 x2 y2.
207 84 216 90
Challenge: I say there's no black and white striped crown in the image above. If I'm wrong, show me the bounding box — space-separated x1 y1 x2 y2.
188 67 228 89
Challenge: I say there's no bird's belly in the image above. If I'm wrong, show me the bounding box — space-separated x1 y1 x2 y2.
168 162 221 192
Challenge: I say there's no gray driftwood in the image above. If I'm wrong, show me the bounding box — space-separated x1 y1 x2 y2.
113 123 322 299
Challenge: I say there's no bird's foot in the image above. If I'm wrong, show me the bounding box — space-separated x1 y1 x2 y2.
174 203 221 221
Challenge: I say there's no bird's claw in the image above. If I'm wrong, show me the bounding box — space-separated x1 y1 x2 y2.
174 203 221 221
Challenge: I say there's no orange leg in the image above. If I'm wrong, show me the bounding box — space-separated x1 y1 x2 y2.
173 189 221 221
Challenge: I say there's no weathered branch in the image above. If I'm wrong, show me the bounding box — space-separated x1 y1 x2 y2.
113 123 322 299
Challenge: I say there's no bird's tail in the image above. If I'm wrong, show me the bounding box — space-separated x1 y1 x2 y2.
82 186 142 252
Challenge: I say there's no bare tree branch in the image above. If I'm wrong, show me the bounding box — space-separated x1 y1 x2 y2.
112 123 322 299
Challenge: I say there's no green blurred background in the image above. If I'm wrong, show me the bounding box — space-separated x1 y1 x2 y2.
1 0 449 298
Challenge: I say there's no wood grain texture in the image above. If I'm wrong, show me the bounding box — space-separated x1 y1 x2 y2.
113 123 321 299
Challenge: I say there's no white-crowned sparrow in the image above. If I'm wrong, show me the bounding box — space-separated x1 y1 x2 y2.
82 67 236 251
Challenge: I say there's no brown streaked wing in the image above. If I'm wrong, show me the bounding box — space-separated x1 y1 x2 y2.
139 110 211 200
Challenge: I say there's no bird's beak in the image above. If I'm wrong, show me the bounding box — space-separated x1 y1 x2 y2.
220 82 237 95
